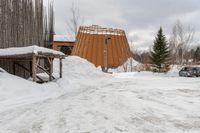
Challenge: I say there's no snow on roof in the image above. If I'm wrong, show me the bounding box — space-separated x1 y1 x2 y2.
0 45 65 56
54 35 75 42
79 25 125 36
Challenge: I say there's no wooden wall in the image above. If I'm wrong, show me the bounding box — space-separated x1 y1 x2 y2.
0 0 54 78
53 41 74 55
72 26 132 67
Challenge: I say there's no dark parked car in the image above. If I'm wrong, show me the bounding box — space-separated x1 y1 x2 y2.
179 67 200 77
191 67 200 77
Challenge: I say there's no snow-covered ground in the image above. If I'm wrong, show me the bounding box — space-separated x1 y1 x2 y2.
0 56 200 133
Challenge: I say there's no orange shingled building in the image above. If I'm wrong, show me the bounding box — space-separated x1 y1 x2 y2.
72 25 132 69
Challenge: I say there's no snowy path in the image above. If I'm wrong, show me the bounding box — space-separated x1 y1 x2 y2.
0 75 200 133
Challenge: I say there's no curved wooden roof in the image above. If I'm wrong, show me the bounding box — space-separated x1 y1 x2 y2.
72 25 132 67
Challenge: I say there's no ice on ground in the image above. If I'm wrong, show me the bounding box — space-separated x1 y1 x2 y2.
0 56 200 133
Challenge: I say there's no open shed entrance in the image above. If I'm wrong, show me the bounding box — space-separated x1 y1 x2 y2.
0 46 65 83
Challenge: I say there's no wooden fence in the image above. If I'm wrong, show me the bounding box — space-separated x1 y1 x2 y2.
0 0 55 78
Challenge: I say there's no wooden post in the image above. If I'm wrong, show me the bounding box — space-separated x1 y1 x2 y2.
32 55 37 82
30 61 32 77
13 62 16 75
59 58 62 78
49 58 53 81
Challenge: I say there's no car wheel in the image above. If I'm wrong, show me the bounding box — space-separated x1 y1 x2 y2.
186 73 191 77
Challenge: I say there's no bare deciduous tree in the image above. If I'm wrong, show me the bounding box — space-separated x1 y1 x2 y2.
169 20 195 65
67 2 84 39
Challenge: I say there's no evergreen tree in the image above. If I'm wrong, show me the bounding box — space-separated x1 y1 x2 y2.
151 27 170 72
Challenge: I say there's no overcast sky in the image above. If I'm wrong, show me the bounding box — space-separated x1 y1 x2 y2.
44 0 200 51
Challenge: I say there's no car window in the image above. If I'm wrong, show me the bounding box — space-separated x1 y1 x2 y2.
192 67 197 70
181 68 185 71
192 67 200 70
184 67 188 70
181 67 185 71
182 67 193 71
196 67 200 70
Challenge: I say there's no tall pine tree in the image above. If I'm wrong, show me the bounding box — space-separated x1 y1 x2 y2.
151 27 170 72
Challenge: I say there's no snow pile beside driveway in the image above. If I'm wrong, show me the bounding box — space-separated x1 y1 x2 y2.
53 56 109 93
113 71 179 78
0 67 6 72
54 56 106 79
109 58 144 73
0 72 61 112
0 56 107 113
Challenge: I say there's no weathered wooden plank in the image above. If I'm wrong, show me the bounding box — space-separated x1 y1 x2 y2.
49 58 53 81
32 55 37 82
59 58 62 78
37 65 55 80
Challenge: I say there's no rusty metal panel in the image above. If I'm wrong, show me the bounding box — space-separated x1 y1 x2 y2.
72 25 132 67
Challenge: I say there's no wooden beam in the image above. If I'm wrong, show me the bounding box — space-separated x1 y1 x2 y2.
36 76 45 83
30 61 32 77
37 65 55 80
32 55 37 82
49 58 53 81
0 53 65 61
59 58 62 78
36 57 40 66
13 62 16 75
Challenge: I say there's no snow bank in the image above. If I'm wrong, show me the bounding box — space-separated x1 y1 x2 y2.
53 56 109 93
0 56 107 112
113 71 179 78
55 56 105 78
0 72 61 112
166 65 181 77
113 65 182 78
0 45 64 56
109 58 144 73
0 67 6 73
